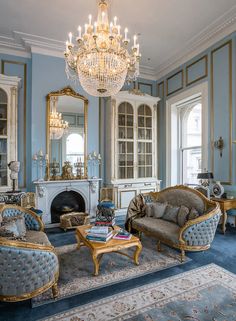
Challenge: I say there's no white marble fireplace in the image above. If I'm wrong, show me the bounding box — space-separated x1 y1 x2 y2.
34 179 101 224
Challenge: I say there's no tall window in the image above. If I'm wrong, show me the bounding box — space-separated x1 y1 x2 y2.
179 101 202 184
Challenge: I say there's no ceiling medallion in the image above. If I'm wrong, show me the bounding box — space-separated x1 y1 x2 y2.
64 0 141 97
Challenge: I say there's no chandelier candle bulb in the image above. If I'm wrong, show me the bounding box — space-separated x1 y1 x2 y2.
117 25 121 35
78 26 82 38
68 32 72 45
133 35 137 47
124 28 128 40
114 16 117 26
88 14 92 25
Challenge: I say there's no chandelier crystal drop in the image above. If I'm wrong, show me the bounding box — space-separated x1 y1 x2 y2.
64 0 141 97
49 97 69 140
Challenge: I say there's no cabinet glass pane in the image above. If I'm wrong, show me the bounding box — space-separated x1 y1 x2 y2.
127 128 133 139
119 142 126 153
145 106 152 116
119 167 125 179
126 115 133 126
0 89 7 104
146 143 152 153
146 117 152 128
118 127 125 139
118 115 125 126
146 167 152 177
138 117 145 127
138 155 145 165
127 167 133 178
138 167 145 177
146 155 152 165
127 154 133 166
119 154 125 166
126 104 133 114
146 129 152 140
138 129 145 139
127 142 133 153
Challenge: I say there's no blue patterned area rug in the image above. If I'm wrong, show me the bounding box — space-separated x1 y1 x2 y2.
32 236 191 307
40 264 236 321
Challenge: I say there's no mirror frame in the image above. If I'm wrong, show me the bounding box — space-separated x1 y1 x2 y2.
46 86 88 180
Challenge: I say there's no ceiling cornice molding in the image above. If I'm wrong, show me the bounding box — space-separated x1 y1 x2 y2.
0 3 236 81
155 4 236 80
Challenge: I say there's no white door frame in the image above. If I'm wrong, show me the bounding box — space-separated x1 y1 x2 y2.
166 81 208 186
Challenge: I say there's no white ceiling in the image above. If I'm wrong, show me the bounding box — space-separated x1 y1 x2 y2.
0 0 236 79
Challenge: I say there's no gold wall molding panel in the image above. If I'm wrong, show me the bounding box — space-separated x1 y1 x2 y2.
186 55 208 86
210 40 232 185
166 70 184 96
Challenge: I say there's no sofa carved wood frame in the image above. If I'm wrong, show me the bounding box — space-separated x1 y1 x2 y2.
0 205 59 302
126 185 221 262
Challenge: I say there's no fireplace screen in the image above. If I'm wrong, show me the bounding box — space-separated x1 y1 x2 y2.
50 190 85 223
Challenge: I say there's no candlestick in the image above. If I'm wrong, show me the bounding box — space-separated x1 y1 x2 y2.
124 28 128 41
78 25 82 38
68 32 72 44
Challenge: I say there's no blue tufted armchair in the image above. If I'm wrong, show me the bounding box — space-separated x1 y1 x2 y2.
0 205 59 302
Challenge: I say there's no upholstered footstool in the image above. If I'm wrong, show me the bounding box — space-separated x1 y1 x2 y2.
60 212 90 231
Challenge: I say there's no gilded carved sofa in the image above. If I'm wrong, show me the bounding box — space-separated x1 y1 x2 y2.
125 185 221 261
0 205 59 302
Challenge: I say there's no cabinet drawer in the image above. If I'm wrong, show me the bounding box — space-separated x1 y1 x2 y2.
119 190 137 209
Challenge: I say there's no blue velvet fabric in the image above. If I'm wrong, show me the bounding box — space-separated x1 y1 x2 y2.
2 208 41 231
182 212 221 246
29 207 43 217
0 246 58 296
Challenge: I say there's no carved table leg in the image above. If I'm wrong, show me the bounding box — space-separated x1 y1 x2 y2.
134 243 142 265
76 235 81 250
222 210 227 234
92 252 100 276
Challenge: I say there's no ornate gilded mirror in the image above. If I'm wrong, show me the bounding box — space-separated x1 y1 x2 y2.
46 87 88 180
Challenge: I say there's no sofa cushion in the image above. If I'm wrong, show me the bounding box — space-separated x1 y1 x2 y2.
177 205 190 227
145 202 167 218
189 207 199 220
25 230 51 246
14 215 27 237
162 204 179 223
132 217 180 245
0 220 19 238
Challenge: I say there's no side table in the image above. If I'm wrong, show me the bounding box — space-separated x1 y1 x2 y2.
211 197 236 234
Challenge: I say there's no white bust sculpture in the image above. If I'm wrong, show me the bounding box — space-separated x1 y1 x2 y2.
8 161 20 191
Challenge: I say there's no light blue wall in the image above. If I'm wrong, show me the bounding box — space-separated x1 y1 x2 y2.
156 32 236 196
0 52 154 189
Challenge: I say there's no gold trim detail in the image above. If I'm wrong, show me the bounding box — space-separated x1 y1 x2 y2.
1 60 27 188
138 82 153 96
210 40 232 185
186 55 208 86
166 70 184 96
157 81 164 98
46 86 89 180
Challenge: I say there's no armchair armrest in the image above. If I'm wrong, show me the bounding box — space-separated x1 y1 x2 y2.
1 205 44 231
179 206 221 247
0 240 58 299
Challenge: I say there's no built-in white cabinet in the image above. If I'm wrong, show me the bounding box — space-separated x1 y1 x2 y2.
0 74 20 191
104 90 161 215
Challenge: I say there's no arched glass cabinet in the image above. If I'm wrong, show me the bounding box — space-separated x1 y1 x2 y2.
104 90 161 214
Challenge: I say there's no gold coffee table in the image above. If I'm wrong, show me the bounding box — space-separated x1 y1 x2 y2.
76 225 142 276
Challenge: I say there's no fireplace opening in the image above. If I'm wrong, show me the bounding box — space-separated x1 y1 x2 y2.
50 191 85 223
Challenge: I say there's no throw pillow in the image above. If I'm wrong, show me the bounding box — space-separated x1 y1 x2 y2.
162 204 180 223
145 202 167 218
15 215 27 237
177 205 190 227
152 202 168 218
0 220 19 238
189 207 199 220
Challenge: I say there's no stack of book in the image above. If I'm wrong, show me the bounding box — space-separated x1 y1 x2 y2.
86 226 113 243
95 216 116 227
113 229 132 241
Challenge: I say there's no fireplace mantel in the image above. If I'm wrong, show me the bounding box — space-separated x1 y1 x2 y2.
34 178 101 224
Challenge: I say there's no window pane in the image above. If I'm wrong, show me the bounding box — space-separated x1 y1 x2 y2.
182 148 201 185
138 128 145 139
146 167 152 177
118 114 125 126
119 167 125 179
118 103 125 114
127 154 133 166
145 105 152 116
118 127 125 139
127 128 133 139
146 143 152 153
127 167 133 178
183 103 202 148
146 129 152 140
127 142 133 153
119 142 126 153
138 116 145 127
138 105 145 115
126 115 133 126
126 103 133 114
138 155 145 165
138 142 145 154
138 167 145 178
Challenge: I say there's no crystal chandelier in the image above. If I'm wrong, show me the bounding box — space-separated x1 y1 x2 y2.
64 0 141 97
49 97 68 140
